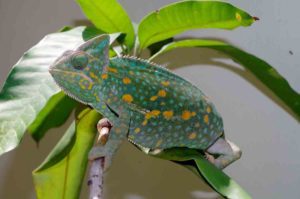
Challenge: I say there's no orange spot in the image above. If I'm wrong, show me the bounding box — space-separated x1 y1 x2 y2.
145 110 161 119
181 110 192 120
189 132 197 140
161 81 170 86
122 94 133 103
134 128 141 134
191 112 196 116
204 114 209 124
107 67 118 73
163 110 174 120
123 77 131 84
150 95 158 101
206 106 211 113
101 73 108 79
142 120 148 126
158 90 167 97
151 110 160 116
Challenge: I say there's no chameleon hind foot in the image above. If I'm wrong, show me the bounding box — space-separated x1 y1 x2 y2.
205 137 242 169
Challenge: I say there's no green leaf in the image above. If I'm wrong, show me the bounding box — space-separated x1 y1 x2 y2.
33 108 102 199
0 27 120 156
138 0 256 49
76 0 135 49
150 39 300 120
152 148 251 199
27 92 78 142
0 27 85 156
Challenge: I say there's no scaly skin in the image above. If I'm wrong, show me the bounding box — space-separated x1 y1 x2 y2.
49 35 241 170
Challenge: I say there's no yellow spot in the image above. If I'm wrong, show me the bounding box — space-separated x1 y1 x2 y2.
90 72 98 80
122 94 133 103
134 128 141 134
189 132 197 140
123 77 131 84
145 110 161 119
235 12 242 22
158 90 167 97
151 110 160 116
160 102 166 106
87 82 93 90
142 120 148 126
101 73 108 79
163 110 174 120
204 114 209 124
181 110 192 120
107 67 118 73
161 81 170 86
79 79 93 90
191 112 196 116
206 106 211 113
129 71 134 75
155 139 163 147
150 95 158 101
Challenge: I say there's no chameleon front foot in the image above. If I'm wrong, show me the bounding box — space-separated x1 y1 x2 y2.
89 118 113 170
96 118 112 145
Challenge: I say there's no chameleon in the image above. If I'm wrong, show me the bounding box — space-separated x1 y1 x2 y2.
49 34 242 170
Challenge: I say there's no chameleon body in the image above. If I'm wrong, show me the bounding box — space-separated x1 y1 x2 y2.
49 35 241 169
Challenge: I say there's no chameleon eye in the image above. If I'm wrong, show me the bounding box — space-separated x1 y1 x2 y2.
71 53 89 70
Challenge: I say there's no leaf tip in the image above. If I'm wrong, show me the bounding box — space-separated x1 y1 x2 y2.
253 16 260 21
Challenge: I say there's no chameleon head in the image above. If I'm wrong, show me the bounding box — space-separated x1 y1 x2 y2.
49 35 110 104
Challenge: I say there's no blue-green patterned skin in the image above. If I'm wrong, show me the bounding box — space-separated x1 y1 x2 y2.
49 35 224 152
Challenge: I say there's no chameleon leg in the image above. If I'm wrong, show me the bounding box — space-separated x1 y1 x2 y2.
89 118 128 171
205 137 242 169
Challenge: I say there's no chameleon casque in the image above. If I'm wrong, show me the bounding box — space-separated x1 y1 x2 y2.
49 35 241 170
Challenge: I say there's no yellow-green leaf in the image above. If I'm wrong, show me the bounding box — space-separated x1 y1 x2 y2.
152 148 251 199
76 0 135 49
138 0 255 49
33 108 102 199
150 39 300 120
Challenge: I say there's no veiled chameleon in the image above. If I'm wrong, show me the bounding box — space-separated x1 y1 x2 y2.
49 35 241 169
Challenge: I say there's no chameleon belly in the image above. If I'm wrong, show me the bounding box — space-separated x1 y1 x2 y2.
99 57 224 150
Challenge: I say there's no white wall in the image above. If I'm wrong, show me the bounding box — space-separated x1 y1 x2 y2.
0 0 299 198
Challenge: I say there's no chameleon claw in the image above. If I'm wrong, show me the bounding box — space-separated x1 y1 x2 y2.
97 118 112 145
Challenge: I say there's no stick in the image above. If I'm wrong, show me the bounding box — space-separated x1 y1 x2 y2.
88 157 105 199
88 118 112 199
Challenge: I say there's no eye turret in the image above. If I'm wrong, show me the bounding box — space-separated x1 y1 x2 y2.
71 52 89 70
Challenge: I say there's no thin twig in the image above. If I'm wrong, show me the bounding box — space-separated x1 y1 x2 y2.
88 157 105 199
88 118 112 199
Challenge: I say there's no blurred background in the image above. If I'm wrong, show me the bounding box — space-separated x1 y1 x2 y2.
0 0 299 198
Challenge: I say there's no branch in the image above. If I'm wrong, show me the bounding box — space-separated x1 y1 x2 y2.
88 118 112 199
88 157 105 199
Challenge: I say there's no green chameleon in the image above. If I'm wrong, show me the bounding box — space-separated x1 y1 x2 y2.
49 35 241 170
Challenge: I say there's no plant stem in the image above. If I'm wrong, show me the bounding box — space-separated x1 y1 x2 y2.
88 157 105 199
